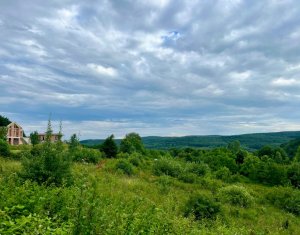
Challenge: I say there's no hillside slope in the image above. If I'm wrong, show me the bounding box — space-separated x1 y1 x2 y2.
81 131 300 150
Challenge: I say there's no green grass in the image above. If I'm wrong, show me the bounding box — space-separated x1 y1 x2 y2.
0 156 299 234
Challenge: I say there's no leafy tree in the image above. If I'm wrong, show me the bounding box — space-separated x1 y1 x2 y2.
101 135 118 158
29 131 40 146
236 150 247 165
256 160 288 186
120 132 145 154
227 140 241 154
257 146 288 163
240 154 261 178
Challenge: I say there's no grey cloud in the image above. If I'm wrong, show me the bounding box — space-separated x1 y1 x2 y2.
1 0 300 138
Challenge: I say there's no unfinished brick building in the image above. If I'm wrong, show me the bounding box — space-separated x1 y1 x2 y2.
7 122 25 145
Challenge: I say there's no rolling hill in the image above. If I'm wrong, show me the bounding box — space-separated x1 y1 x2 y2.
80 131 300 151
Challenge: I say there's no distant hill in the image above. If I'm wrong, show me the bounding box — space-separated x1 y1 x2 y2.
80 131 300 151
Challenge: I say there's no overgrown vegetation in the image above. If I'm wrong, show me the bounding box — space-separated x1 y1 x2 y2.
1 127 300 234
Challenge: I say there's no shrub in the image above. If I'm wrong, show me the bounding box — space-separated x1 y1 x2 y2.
0 139 10 157
287 163 300 188
115 159 134 176
20 119 73 186
218 185 253 208
153 157 183 177
266 187 300 215
178 172 198 183
20 147 73 186
187 162 210 177
128 153 143 167
72 148 102 163
184 194 221 220
215 166 231 181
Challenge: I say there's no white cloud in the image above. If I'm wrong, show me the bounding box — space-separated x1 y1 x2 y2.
271 78 300 87
87 63 118 77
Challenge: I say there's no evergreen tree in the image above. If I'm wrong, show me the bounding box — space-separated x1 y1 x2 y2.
101 135 118 158
0 115 11 126
69 133 80 152
30 131 40 146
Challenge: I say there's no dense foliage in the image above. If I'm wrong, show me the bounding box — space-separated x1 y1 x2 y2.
0 139 10 157
20 120 72 186
1 132 300 234
0 115 11 127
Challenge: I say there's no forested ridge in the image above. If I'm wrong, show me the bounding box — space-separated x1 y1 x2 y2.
81 131 300 150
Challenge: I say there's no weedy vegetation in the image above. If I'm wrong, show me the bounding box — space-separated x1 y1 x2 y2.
0 121 300 234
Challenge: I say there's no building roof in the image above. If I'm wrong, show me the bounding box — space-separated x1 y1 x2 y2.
7 122 22 129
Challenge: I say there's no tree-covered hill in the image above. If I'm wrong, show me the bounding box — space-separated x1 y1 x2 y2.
81 131 300 150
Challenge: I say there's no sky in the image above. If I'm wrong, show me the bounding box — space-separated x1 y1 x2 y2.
1 0 300 139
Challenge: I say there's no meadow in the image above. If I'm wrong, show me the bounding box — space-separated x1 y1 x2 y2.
0 130 300 234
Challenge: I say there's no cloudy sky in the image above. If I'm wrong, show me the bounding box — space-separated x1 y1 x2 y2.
1 0 300 139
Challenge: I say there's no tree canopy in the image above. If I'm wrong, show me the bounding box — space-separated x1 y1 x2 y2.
0 115 11 127
120 132 145 154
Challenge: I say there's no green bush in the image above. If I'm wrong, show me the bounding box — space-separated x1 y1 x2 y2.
215 166 231 181
187 162 210 177
218 185 253 208
0 139 10 157
266 187 300 215
184 194 221 220
115 159 134 176
178 172 198 183
153 157 183 177
20 142 73 186
128 152 143 167
287 163 300 188
72 148 102 163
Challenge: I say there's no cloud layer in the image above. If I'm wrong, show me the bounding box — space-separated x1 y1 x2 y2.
1 0 300 139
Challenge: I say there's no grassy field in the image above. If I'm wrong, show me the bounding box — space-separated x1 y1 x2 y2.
1 155 299 234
